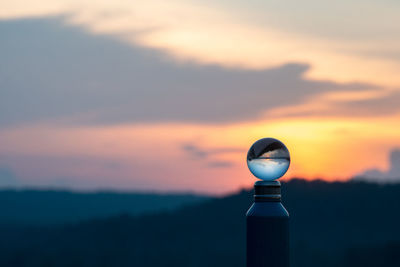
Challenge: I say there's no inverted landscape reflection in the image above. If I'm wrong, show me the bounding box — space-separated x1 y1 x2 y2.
247 138 290 181
248 158 290 181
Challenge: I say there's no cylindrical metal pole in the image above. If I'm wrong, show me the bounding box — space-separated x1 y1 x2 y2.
246 180 290 267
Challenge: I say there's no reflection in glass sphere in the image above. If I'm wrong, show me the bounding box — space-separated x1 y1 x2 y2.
247 138 290 181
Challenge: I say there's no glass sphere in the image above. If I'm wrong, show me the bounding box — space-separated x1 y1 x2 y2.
247 138 290 181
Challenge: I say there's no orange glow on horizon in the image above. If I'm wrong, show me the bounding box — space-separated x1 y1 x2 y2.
1 113 399 193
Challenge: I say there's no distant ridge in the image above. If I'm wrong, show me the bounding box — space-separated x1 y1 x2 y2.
0 189 208 225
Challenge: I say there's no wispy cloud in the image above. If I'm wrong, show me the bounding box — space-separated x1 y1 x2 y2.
181 144 242 169
182 144 244 159
207 160 235 168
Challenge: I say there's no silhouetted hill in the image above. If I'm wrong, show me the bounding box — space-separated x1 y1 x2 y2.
0 189 208 225
0 179 399 267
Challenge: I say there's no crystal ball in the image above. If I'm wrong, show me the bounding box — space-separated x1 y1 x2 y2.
247 138 290 181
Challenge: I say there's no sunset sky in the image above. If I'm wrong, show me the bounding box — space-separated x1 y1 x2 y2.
1 0 400 194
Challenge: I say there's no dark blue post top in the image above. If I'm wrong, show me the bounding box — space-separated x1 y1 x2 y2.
246 181 290 267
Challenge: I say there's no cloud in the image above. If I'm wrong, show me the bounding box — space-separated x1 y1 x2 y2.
355 148 400 183
182 144 241 168
334 91 400 117
182 144 244 159
267 88 400 119
0 16 385 128
3 0 400 87
182 145 209 159
207 161 235 168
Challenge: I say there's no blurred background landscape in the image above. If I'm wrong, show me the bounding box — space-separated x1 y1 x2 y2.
1 180 399 267
1 0 400 266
